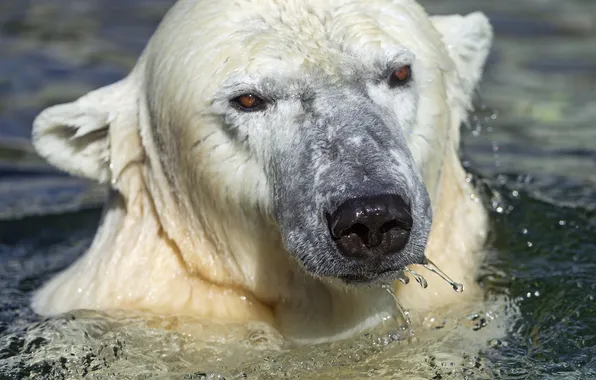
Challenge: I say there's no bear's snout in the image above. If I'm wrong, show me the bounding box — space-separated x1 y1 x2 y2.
327 194 412 261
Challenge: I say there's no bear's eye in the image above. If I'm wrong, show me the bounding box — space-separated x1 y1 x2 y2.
231 94 267 112
388 65 412 88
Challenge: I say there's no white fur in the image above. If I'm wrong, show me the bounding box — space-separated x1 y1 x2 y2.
31 0 492 343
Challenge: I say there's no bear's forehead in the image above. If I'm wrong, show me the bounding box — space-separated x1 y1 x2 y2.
147 0 447 100
161 0 439 70
224 0 425 73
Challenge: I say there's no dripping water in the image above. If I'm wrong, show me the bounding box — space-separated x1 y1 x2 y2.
396 270 410 285
392 258 463 293
381 283 411 327
421 257 464 293
404 267 428 289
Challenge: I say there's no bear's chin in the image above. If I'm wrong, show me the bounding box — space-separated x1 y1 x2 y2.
337 269 404 285
293 251 420 287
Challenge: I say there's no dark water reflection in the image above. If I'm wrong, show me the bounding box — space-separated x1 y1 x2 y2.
0 0 595 378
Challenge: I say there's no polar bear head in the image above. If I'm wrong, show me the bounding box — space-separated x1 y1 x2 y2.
32 0 491 288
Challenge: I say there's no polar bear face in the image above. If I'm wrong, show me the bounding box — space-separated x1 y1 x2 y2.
215 63 432 282
33 0 492 288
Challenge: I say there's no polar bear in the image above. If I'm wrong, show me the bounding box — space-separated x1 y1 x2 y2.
31 0 492 343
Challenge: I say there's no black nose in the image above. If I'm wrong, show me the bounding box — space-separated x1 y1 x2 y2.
327 194 413 259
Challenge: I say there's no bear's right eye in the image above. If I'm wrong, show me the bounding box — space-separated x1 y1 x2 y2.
388 65 412 88
231 94 267 112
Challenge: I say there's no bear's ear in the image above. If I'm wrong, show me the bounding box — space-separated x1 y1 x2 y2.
430 12 493 103
32 80 132 184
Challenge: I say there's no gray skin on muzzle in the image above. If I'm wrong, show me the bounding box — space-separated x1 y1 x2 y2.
270 85 432 284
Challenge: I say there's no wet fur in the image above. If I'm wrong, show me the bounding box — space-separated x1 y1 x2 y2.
31 0 492 343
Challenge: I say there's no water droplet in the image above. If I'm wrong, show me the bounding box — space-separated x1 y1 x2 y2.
558 220 566 226
404 267 428 289
396 271 410 285
421 258 464 293
527 241 533 247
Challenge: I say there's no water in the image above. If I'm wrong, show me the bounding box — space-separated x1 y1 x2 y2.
398 259 464 293
381 284 412 327
421 258 464 293
1 0 595 378
403 267 429 290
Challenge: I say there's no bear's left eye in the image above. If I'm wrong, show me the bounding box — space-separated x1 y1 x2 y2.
231 94 267 112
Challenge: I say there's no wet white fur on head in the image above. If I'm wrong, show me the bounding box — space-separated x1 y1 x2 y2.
31 0 492 186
